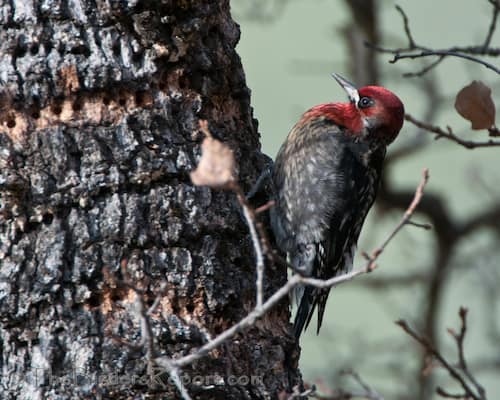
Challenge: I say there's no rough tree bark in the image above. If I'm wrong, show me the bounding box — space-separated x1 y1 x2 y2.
0 1 300 399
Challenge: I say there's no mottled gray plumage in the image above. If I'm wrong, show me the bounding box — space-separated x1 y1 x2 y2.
271 117 385 336
270 75 405 338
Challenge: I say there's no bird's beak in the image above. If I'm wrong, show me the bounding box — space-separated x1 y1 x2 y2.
331 73 359 104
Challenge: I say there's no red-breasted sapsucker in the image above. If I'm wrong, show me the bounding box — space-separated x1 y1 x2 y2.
270 74 404 338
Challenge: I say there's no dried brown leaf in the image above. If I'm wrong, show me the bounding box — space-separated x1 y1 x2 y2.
454 81 496 130
190 135 236 189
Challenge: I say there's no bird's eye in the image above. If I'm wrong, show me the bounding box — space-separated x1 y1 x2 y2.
358 97 374 109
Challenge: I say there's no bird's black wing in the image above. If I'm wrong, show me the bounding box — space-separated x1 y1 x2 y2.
294 134 385 337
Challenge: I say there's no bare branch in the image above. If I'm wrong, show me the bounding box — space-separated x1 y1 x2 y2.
157 269 371 371
157 169 430 372
117 263 193 400
391 50 500 75
161 360 194 400
362 168 429 270
340 369 384 400
402 56 445 78
234 186 265 309
396 308 487 400
483 0 500 50
395 5 416 48
147 281 168 316
367 3 500 75
405 114 500 149
406 220 432 230
450 308 487 399
436 387 468 399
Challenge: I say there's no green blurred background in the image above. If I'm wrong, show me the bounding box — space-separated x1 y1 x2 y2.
232 0 499 398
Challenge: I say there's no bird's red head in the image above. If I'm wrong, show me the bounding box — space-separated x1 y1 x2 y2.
305 74 405 145
356 85 405 144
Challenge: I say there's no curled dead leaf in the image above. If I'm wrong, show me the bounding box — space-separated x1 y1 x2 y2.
454 81 496 130
190 123 236 189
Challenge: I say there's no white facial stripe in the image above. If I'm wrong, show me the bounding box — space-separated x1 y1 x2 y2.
348 88 360 105
331 73 360 104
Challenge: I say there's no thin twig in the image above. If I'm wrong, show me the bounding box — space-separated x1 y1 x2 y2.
436 387 468 399
162 360 193 400
455 308 470 375
395 5 416 48
450 308 487 399
396 320 479 399
391 50 500 75
366 2 500 76
406 220 432 230
134 292 155 368
158 271 365 369
341 369 384 400
147 281 168 315
158 244 404 370
396 308 486 400
119 263 193 400
483 0 500 50
405 114 500 149
367 43 500 58
234 186 265 309
403 56 445 78
362 168 429 270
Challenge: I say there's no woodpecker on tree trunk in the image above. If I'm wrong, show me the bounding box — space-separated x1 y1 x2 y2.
270 74 405 338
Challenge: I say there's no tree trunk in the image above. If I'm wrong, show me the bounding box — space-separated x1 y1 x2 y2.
0 1 300 398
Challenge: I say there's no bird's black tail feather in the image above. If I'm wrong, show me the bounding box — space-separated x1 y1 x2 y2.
293 286 331 338
293 286 314 338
